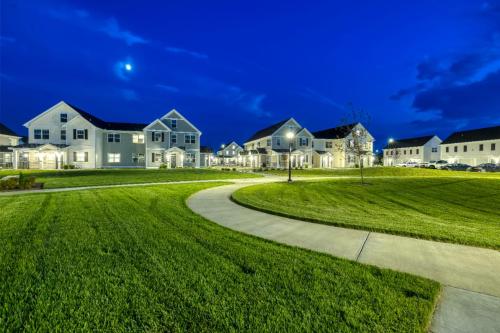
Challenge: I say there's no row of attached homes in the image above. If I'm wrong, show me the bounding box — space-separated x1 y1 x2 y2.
215 118 375 168
383 125 500 166
1 101 499 169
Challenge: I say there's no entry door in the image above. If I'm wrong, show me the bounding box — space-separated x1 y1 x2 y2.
171 154 177 168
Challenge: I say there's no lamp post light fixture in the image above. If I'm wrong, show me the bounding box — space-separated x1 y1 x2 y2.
286 131 295 182
388 138 394 144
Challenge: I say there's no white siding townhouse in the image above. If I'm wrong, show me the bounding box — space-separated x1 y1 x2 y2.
383 135 442 166
200 146 214 167
0 123 22 168
216 141 244 166
312 123 375 168
440 125 500 165
9 101 202 169
242 118 315 168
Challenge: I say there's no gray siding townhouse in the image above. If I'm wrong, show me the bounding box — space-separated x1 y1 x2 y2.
0 123 21 168
242 118 314 168
312 123 375 168
216 141 243 166
440 125 500 165
383 135 441 166
9 101 202 169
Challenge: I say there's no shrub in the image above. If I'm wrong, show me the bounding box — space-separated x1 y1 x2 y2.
159 164 167 169
18 173 36 190
232 168 237 171
63 164 76 169
0 178 19 191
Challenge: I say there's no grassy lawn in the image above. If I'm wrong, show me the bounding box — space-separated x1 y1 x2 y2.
263 166 500 178
232 177 500 249
0 183 439 332
0 168 259 189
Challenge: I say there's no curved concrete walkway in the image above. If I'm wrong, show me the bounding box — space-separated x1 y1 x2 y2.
187 181 500 333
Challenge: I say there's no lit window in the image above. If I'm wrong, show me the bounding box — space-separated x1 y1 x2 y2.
60 113 67 123
74 151 88 162
107 133 121 143
132 134 144 143
108 153 120 163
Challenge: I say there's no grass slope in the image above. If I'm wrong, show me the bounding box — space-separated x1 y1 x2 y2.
263 167 500 178
0 183 439 332
232 178 500 249
0 168 258 189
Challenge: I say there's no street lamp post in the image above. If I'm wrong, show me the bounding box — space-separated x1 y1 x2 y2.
286 132 295 182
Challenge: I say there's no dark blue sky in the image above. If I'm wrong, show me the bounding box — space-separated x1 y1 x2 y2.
1 0 499 150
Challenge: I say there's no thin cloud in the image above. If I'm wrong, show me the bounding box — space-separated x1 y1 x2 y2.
165 47 208 60
156 84 180 93
47 8 148 46
121 89 139 101
301 88 345 110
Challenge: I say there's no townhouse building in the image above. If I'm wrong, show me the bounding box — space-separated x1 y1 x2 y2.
383 135 441 166
200 146 214 167
216 141 244 166
312 123 375 168
440 125 500 165
9 101 202 169
0 123 21 168
242 118 315 168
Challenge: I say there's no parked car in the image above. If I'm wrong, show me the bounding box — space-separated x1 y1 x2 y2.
428 160 448 169
418 162 430 168
395 161 419 167
468 163 499 172
442 163 471 171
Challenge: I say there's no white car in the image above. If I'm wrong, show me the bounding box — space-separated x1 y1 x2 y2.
428 160 448 169
395 161 419 167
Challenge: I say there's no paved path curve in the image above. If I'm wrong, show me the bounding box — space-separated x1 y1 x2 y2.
187 180 500 333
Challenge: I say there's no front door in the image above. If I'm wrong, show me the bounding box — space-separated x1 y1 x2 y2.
171 154 177 168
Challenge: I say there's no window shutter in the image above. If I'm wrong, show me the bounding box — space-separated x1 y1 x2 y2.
73 129 77 139
73 152 76 161
152 153 155 162
161 132 165 142
151 131 155 142
84 129 88 140
84 152 88 162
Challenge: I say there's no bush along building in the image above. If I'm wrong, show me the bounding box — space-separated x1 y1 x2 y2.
8 101 202 169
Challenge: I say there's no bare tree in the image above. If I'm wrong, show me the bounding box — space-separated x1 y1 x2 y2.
335 103 373 185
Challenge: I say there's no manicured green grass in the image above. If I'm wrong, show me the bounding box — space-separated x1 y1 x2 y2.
232 177 500 249
0 168 259 189
263 166 500 178
0 183 439 332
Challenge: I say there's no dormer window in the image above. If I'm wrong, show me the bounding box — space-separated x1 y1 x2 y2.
60 113 68 123
171 119 177 129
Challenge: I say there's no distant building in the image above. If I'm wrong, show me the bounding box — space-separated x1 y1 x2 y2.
200 146 214 167
440 125 500 165
216 141 243 166
0 123 22 168
383 135 441 166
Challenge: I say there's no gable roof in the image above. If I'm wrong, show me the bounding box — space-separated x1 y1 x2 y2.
0 123 19 137
67 103 147 131
441 125 500 144
384 135 435 149
312 123 358 139
246 118 292 142
161 109 201 134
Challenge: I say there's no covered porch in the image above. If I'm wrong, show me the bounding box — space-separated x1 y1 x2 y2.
270 149 306 168
11 144 68 169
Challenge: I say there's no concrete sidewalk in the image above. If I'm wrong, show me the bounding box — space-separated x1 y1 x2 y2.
187 182 500 333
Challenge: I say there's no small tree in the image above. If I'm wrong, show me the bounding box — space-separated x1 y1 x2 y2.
336 103 373 185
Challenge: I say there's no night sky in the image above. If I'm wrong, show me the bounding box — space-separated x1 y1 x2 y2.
1 0 499 150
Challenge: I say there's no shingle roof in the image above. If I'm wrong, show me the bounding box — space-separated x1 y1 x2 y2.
247 118 291 142
0 123 19 137
200 146 213 153
384 135 435 149
67 103 147 131
312 123 358 139
441 125 500 144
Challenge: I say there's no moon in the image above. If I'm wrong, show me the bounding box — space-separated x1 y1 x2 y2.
125 63 132 71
